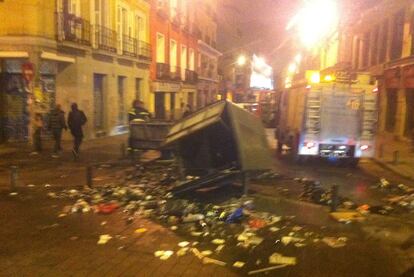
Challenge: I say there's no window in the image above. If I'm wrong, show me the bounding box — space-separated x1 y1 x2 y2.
68 0 80 16
189 48 195 70
362 32 370 67
117 4 129 53
181 45 187 79
170 0 177 18
94 0 109 26
371 25 380 66
405 89 414 136
170 39 177 71
386 89 398 132
411 13 414 55
118 76 126 125
353 37 360 69
156 33 165 63
379 20 388 63
391 9 405 60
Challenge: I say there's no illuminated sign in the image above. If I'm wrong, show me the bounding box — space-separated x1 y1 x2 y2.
250 55 274 90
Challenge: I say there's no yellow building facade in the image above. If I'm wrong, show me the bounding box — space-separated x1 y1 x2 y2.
0 0 151 142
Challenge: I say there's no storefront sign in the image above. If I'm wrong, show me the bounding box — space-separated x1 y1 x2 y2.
384 67 401 88
21 62 35 82
153 81 181 92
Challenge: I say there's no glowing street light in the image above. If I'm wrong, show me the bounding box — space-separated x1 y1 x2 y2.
237 55 247 66
287 0 339 48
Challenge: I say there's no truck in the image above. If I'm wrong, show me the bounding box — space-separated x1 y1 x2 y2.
276 71 378 165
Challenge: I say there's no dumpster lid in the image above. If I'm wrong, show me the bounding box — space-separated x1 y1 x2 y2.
164 100 273 171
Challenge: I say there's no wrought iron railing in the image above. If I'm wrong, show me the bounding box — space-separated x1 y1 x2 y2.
122 35 137 57
185 69 198 84
170 66 182 81
56 12 91 45
156 63 170 80
93 25 117 52
138 41 152 60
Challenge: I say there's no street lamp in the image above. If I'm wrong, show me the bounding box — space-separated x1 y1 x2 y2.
287 0 339 48
237 55 247 66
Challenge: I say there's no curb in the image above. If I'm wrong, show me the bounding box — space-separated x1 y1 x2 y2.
371 158 414 181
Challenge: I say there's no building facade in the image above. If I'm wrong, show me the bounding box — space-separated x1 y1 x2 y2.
347 0 414 146
195 0 221 108
149 0 221 120
149 0 199 120
0 0 151 143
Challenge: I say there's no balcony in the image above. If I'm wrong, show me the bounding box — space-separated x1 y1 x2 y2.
122 35 137 57
185 69 198 84
56 12 91 45
94 25 117 52
170 66 182 81
138 41 152 60
156 63 170 80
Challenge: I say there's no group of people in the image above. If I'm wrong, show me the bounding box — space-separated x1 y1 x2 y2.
32 103 87 160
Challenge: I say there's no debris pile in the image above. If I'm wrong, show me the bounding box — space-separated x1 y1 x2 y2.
49 162 351 274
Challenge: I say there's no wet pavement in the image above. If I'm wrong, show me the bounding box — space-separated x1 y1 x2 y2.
1 138 414 276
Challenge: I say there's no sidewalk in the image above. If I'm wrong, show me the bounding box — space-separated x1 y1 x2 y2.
374 136 414 180
0 135 161 190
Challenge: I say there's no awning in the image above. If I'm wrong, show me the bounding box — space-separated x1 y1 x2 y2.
0 51 29 58
41 51 75 63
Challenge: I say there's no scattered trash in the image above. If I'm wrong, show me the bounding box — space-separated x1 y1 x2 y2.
269 252 297 266
134 228 147 234
248 264 289 275
201 250 213 256
97 234 112 245
233 261 245 268
177 247 189 256
281 236 303 246
97 203 119 214
70 236 79 241
101 221 107 226
44 184 51 188
202 257 226 266
226 208 243 223
330 211 365 223
178 241 190 248
211 239 225 245
322 237 347 248
154 250 174 260
27 184 35 188
248 218 267 229
9 192 18 196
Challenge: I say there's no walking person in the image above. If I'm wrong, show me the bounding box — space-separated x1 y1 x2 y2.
30 113 43 155
49 104 67 158
68 103 87 161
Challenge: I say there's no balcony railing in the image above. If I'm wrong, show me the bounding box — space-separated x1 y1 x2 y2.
138 41 152 60
156 63 170 80
56 12 91 45
185 69 198 84
170 66 182 81
122 35 137 57
94 25 117 52
56 12 151 60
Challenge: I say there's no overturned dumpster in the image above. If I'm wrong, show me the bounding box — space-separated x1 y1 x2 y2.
163 100 273 194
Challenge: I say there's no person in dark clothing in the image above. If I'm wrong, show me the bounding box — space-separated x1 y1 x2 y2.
49 104 67 157
68 103 87 160
31 113 43 155
128 100 151 121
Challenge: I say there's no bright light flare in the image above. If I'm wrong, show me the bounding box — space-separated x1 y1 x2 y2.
237 55 246 66
288 0 339 48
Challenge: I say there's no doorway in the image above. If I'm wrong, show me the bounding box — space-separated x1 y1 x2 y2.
93 74 105 133
155 92 165 119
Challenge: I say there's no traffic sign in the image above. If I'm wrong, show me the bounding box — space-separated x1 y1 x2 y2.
21 62 35 82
